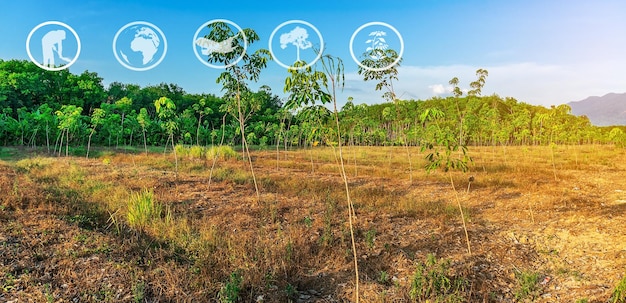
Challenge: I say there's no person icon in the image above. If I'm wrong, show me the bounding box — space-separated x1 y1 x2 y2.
42 30 72 68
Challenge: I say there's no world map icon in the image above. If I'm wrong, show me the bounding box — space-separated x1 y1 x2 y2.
113 22 167 71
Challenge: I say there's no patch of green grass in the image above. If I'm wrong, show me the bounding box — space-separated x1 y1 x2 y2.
0 147 20 161
514 270 540 301
212 167 251 185
1 272 16 292
303 216 313 228
44 283 55 303
174 144 188 158
127 189 162 231
132 281 146 303
612 274 626 303
69 146 88 157
285 283 298 301
218 271 243 303
206 145 239 161
378 271 390 285
15 157 53 172
93 283 115 302
189 145 204 159
365 228 376 249
409 253 466 302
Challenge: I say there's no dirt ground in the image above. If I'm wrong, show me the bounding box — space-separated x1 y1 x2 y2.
0 145 625 302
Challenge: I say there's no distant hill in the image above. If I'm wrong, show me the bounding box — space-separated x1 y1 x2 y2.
568 92 626 126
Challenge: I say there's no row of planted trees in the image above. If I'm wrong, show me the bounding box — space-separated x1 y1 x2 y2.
1 63 625 154
335 95 625 147
286 96 626 150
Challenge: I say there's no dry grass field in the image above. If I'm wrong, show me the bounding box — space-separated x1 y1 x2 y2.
1 144 625 302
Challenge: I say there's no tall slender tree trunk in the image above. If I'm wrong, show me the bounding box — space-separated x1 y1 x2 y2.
86 129 94 158
119 113 125 149
142 128 147 155
45 122 50 153
57 130 64 157
171 133 178 177
196 115 203 146
332 96 359 303
449 171 471 255
65 129 69 157
129 129 134 147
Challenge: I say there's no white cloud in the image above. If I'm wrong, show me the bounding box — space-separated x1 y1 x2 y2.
428 84 451 95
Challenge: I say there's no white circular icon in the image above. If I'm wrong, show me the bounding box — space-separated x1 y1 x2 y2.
26 21 81 71
350 22 404 72
192 19 248 69
112 21 167 71
269 20 324 70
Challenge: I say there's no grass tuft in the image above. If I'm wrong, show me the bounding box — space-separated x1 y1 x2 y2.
218 271 243 303
127 189 162 231
612 274 626 303
409 253 467 302
206 145 238 161
514 270 540 301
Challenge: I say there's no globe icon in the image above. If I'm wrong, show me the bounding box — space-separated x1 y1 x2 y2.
113 22 167 71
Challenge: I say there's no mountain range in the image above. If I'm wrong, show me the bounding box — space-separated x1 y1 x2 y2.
568 92 626 126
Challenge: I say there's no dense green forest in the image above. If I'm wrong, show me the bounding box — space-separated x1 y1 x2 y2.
1 59 624 153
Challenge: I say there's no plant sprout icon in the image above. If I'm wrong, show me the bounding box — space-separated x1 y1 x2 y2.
280 26 312 62
365 30 389 60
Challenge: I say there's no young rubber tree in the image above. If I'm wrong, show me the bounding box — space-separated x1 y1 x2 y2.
86 108 105 158
115 96 133 148
358 48 415 182
284 56 361 303
55 105 82 157
155 96 179 175
192 98 213 146
33 104 55 152
203 21 272 201
137 107 151 154
422 69 488 256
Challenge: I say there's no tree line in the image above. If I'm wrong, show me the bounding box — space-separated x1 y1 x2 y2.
1 58 624 153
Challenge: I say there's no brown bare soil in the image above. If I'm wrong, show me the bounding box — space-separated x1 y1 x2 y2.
1 145 625 302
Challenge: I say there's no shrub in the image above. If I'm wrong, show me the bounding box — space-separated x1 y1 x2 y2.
15 157 52 172
206 145 238 161
189 145 205 159
174 144 188 158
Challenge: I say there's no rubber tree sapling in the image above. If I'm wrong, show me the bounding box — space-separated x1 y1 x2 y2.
137 108 151 155
115 96 132 148
203 21 272 201
284 56 361 303
192 98 213 146
422 69 488 256
154 96 178 175
86 108 105 158
358 48 414 182
55 105 82 157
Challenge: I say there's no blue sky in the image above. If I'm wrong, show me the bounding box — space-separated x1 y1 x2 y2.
1 0 625 107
